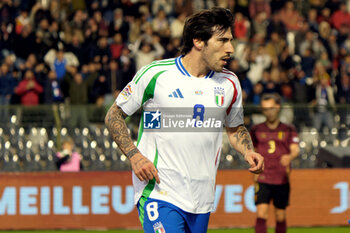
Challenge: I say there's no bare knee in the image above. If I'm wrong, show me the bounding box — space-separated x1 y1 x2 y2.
256 204 269 219
275 208 286 222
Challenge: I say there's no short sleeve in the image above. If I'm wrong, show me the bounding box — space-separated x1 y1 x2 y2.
225 79 244 127
116 65 157 116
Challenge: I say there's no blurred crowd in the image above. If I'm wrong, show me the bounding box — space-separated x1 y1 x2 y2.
0 0 350 130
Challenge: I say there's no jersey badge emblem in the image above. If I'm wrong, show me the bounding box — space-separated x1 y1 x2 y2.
278 131 284 139
153 222 166 233
120 84 133 100
214 87 225 107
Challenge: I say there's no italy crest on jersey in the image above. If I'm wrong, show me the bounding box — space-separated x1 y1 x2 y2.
153 222 166 233
214 87 225 107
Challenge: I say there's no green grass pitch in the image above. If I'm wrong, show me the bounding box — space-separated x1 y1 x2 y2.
5 227 349 233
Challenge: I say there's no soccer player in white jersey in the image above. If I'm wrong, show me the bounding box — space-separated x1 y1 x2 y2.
105 7 264 233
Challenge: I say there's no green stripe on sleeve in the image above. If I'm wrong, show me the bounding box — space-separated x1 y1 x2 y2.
134 61 174 84
136 70 166 146
136 70 164 225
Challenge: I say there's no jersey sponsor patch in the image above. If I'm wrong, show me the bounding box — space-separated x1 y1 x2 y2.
120 84 133 100
214 87 225 107
153 222 166 233
144 110 161 129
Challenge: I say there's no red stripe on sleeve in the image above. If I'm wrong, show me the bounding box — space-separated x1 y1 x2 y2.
223 76 238 115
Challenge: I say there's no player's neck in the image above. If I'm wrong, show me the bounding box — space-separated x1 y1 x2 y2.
182 53 210 78
266 120 280 130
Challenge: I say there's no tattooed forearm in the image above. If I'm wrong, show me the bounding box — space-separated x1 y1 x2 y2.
227 125 254 155
126 148 139 159
105 104 140 159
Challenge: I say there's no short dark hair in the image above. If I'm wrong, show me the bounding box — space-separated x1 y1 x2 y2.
261 93 281 105
181 7 234 55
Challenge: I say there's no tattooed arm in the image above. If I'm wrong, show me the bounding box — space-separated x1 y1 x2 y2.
226 125 264 174
105 103 160 183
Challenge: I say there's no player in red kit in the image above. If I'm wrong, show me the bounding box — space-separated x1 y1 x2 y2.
250 93 300 233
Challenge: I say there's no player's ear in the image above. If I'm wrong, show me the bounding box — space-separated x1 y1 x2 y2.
193 39 204 50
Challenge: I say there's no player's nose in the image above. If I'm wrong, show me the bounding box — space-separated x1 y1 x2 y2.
226 41 234 55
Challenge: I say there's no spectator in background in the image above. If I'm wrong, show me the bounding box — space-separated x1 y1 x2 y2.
90 36 111 66
152 9 170 39
337 73 350 126
64 65 98 129
15 9 30 35
105 59 122 98
249 0 271 20
47 20 61 50
33 31 50 62
307 8 319 33
318 7 332 24
117 47 135 86
17 53 38 72
55 137 83 172
170 12 186 39
53 50 67 80
265 32 286 60
93 10 109 37
317 51 332 74
312 63 336 132
66 33 85 66
279 46 295 71
279 70 293 102
152 0 174 17
234 12 250 42
163 37 181 59
261 69 280 94
14 70 43 106
292 70 312 128
278 1 303 32
266 12 286 39
301 48 316 78
41 70 64 104
69 9 86 32
299 31 317 58
44 48 79 82
0 63 17 123
109 33 124 60
247 46 272 85
132 34 165 71
252 82 264 105
174 0 193 16
330 2 350 31
13 25 35 61
109 8 129 43
251 12 269 40
91 73 110 104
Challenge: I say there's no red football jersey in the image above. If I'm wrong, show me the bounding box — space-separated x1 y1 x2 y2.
250 122 299 185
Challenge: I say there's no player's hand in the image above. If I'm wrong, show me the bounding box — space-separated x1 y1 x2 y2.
280 155 291 167
130 153 160 184
244 151 264 174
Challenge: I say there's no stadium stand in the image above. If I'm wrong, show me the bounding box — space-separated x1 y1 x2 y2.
0 0 349 171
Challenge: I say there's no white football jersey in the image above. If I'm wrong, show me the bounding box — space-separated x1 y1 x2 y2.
116 56 243 213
